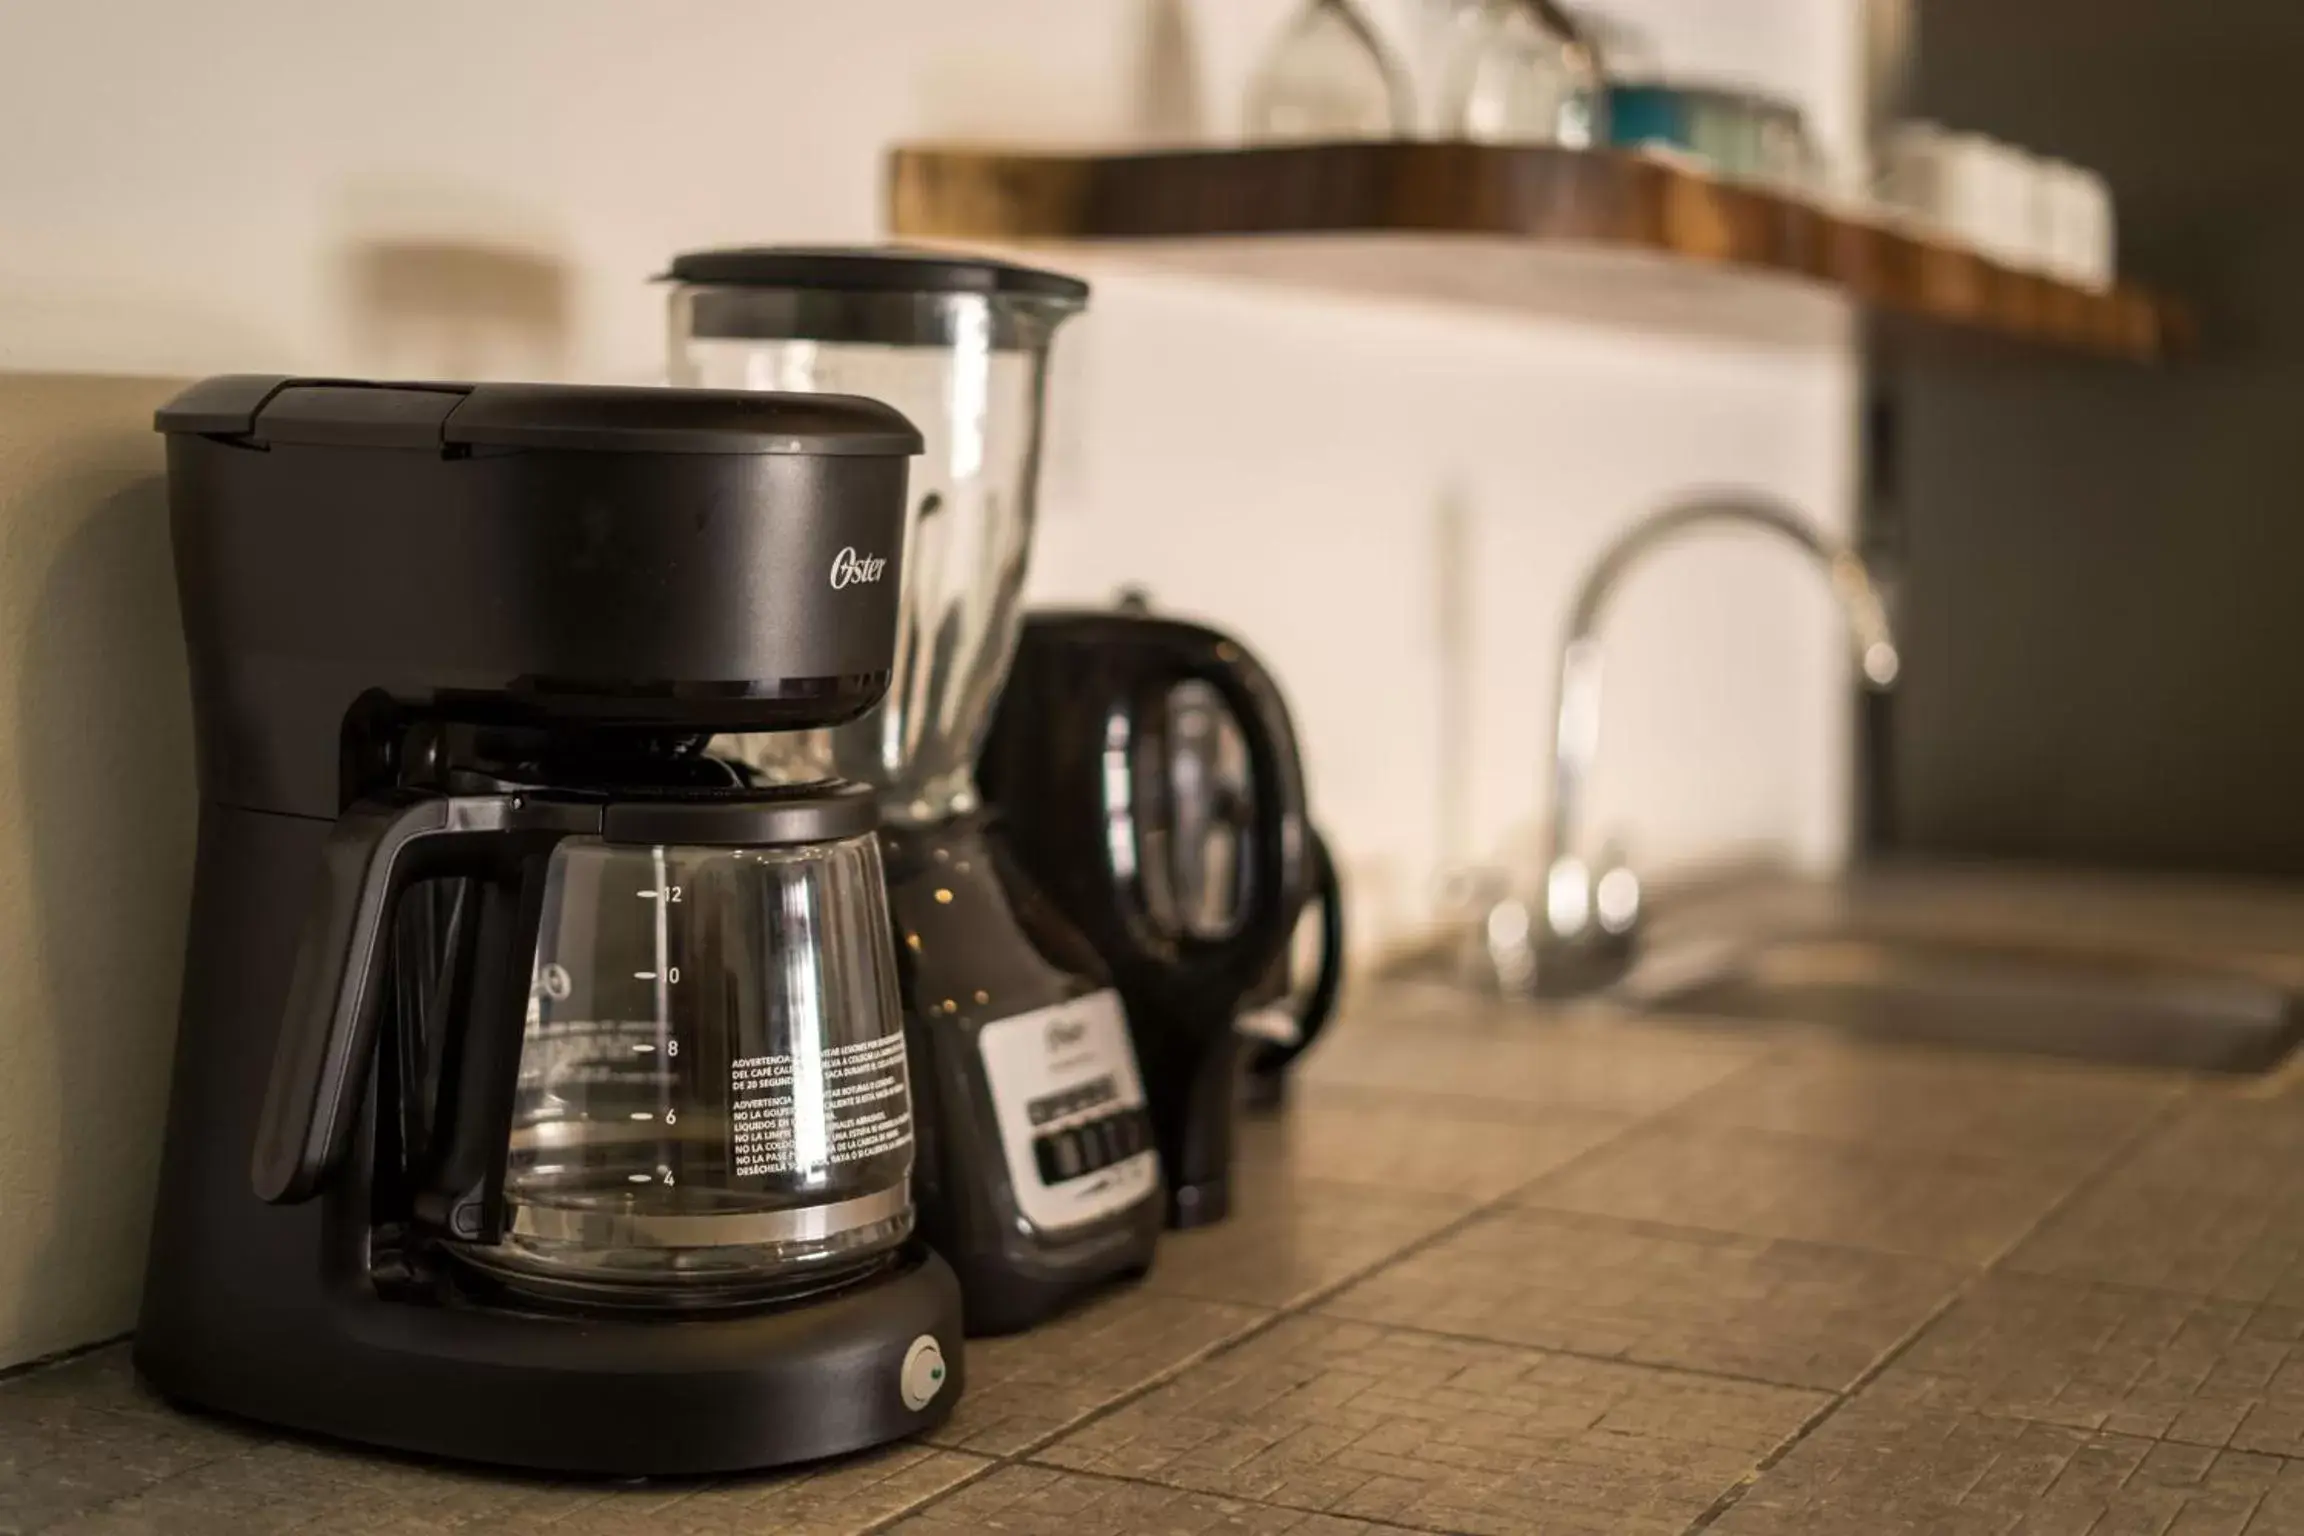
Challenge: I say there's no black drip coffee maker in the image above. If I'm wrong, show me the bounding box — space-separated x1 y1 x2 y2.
138 376 960 1474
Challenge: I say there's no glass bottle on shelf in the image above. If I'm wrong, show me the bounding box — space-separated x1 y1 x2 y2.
1243 0 1415 144
1438 0 1605 148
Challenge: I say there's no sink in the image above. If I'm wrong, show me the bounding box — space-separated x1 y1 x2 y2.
1637 935 2304 1073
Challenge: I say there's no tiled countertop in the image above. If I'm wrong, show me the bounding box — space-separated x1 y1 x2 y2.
11 980 2304 1534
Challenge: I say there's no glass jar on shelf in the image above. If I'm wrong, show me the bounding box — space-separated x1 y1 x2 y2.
1244 0 1415 144
1437 0 1605 148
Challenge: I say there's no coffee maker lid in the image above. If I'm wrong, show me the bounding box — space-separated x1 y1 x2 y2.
662 246 1089 304
155 376 924 457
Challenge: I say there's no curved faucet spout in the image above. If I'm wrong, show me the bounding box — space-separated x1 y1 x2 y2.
1563 495 1900 680
1526 491 1900 995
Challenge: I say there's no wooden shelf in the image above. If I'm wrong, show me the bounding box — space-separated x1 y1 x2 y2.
888 142 2194 363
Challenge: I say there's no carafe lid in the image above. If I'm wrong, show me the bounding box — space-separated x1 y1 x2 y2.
662 246 1089 304
598 782 880 848
155 376 923 457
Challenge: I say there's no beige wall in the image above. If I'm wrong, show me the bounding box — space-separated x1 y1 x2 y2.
0 375 194 1367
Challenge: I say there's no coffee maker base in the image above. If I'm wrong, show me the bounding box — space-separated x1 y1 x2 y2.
134 1244 964 1476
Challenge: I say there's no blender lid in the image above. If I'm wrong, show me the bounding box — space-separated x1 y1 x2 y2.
662 246 1089 304
154 375 924 456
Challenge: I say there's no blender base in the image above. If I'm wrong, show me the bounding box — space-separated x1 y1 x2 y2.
135 1243 963 1476
886 814 1167 1336
947 1195 1168 1337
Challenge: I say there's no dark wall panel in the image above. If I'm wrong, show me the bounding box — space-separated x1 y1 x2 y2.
1881 0 2304 873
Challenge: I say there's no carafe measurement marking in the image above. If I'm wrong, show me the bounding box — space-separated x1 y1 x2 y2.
647 848 678 1155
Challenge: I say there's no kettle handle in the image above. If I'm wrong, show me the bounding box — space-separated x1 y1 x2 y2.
1140 629 1313 975
1247 825 1346 1088
252 792 588 1205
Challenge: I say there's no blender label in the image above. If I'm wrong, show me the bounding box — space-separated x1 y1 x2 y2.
730 1032 913 1177
977 990 1158 1232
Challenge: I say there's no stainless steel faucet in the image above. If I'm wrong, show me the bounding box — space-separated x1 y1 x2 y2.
1493 492 1902 997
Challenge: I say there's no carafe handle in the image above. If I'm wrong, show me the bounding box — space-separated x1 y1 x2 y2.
253 792 590 1205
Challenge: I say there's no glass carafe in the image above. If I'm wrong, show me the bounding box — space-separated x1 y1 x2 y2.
450 804 914 1308
664 251 1087 826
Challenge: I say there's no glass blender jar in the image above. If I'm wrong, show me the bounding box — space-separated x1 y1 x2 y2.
663 250 1166 1334
665 249 1084 823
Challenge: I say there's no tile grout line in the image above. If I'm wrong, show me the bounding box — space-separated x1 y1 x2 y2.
924 1079 1701 1514
917 1300 1282 1461
1613 1113 2155 1180
1468 1038 1805 1205
9 1058 1687 1536
998 1197 1503 1462
861 1205 1473 1531
1632 1034 1805 1115
875 1461 1445 1535
1584 1047 2197 1181
1310 1011 1799 1124
855 1451 1009 1535
879 1041 1813 1529
1970 1266 2304 1310
1594 1032 1816 1129
1302 1312 1852 1398
1289 1079 1662 1128
862 1034 2197 1532
11 1063 2239 1534
1675 1079 2199 1535
0 1347 309 1531
1491 1192 2012 1268
972 1082 1695 1473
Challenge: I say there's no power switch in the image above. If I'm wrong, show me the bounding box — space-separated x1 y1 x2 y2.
900 1335 948 1412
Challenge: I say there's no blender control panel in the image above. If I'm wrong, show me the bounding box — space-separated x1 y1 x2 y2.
976 989 1159 1232
1026 1075 1153 1186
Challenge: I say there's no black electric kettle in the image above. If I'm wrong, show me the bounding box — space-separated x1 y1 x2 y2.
978 609 1336 1227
